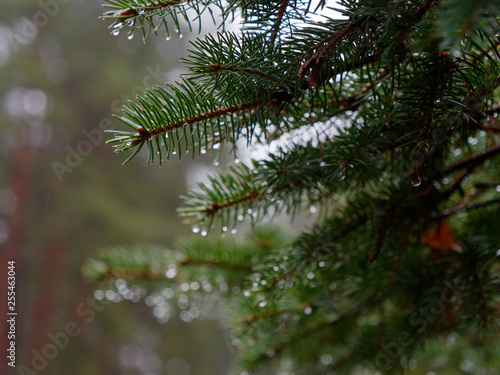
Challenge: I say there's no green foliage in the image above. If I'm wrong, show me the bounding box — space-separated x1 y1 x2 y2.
90 0 500 373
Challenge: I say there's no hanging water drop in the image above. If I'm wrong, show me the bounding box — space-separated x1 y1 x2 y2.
128 33 134 40
258 300 267 307
231 229 237 234
234 158 240 164
222 226 228 232
112 30 120 36
309 205 317 214
304 305 312 315
201 230 208 237
200 148 206 154
165 34 171 41
411 172 421 187
213 161 220 166
192 226 200 233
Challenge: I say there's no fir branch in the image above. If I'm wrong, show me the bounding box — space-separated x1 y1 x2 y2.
443 143 500 175
297 20 359 86
271 0 290 43
395 0 440 46
117 0 192 21
103 0 226 39
132 99 264 143
105 268 167 281
179 256 253 272
438 199 500 219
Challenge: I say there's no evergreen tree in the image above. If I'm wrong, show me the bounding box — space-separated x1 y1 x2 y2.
85 1 500 373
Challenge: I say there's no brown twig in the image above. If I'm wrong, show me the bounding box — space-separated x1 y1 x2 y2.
118 0 192 20
443 143 500 175
271 0 290 43
132 99 264 145
437 198 500 219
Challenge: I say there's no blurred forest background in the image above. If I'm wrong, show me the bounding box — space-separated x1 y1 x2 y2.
0 1 234 374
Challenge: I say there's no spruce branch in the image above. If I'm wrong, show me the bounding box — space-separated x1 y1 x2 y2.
443 142 500 176
438 199 500 219
271 0 290 43
103 0 226 39
107 77 293 163
98 0 500 372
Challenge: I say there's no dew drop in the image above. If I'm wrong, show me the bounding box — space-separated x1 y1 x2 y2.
410 172 421 187
222 226 228 232
192 226 200 234
468 136 478 145
172 150 177 155
496 185 500 193
201 230 208 237
112 30 120 36
304 306 312 315
309 205 317 214
496 249 500 256
234 158 240 164
273 266 279 272
179 33 183 39
231 229 237 234
165 268 177 279
212 143 221 150
113 23 122 29
213 161 220 166
200 148 207 154
258 300 267 307
237 214 244 221
165 35 171 41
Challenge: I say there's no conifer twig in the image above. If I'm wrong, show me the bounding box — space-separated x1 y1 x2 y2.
443 143 500 175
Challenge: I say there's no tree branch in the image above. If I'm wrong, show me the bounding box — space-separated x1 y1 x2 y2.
443 143 500 175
